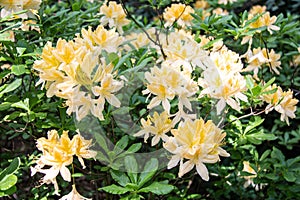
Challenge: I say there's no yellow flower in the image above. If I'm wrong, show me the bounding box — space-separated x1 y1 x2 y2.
34 33 123 121
212 8 228 16
249 12 280 34
99 1 130 34
0 0 41 19
199 48 247 114
31 130 96 195
245 47 281 77
164 118 229 180
134 111 173 146
194 0 210 9
92 25 124 52
163 3 195 27
92 74 124 108
59 184 91 200
72 133 97 169
276 90 298 125
249 5 266 15
261 85 298 125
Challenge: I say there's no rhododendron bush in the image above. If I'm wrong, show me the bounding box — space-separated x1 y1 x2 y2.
1 0 300 199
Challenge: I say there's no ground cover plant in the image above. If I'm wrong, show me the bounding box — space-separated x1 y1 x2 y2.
0 0 300 199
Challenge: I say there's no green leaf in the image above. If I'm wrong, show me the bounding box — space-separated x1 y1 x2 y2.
138 158 158 188
124 156 138 184
126 143 142 153
0 102 12 111
262 77 276 90
244 117 264 134
0 174 17 191
260 150 271 161
100 184 132 194
94 132 109 152
251 85 262 96
0 185 16 197
271 147 285 164
283 171 296 182
245 75 254 90
114 135 129 155
287 156 300 167
0 157 20 180
11 65 26 76
0 79 22 97
16 47 26 56
246 130 277 145
110 170 130 187
139 181 174 195
11 98 30 112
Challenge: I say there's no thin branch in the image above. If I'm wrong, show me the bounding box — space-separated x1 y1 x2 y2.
119 0 167 59
221 107 270 128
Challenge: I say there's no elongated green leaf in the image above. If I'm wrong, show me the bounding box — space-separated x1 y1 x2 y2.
114 135 129 155
0 174 17 191
0 157 20 180
110 170 130 187
124 156 138 184
94 132 109 152
100 184 132 194
126 143 142 153
139 181 174 195
11 99 30 112
244 117 264 134
0 79 22 96
138 158 158 188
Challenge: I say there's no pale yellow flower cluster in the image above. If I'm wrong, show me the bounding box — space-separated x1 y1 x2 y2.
164 118 230 181
31 130 97 196
142 61 199 119
194 0 210 9
33 25 124 121
0 0 41 19
134 111 173 146
160 30 215 71
242 5 280 46
99 1 130 34
199 47 248 114
245 47 281 78
163 3 195 27
261 84 298 125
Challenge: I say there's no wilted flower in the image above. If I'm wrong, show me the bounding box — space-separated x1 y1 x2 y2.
164 118 229 181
